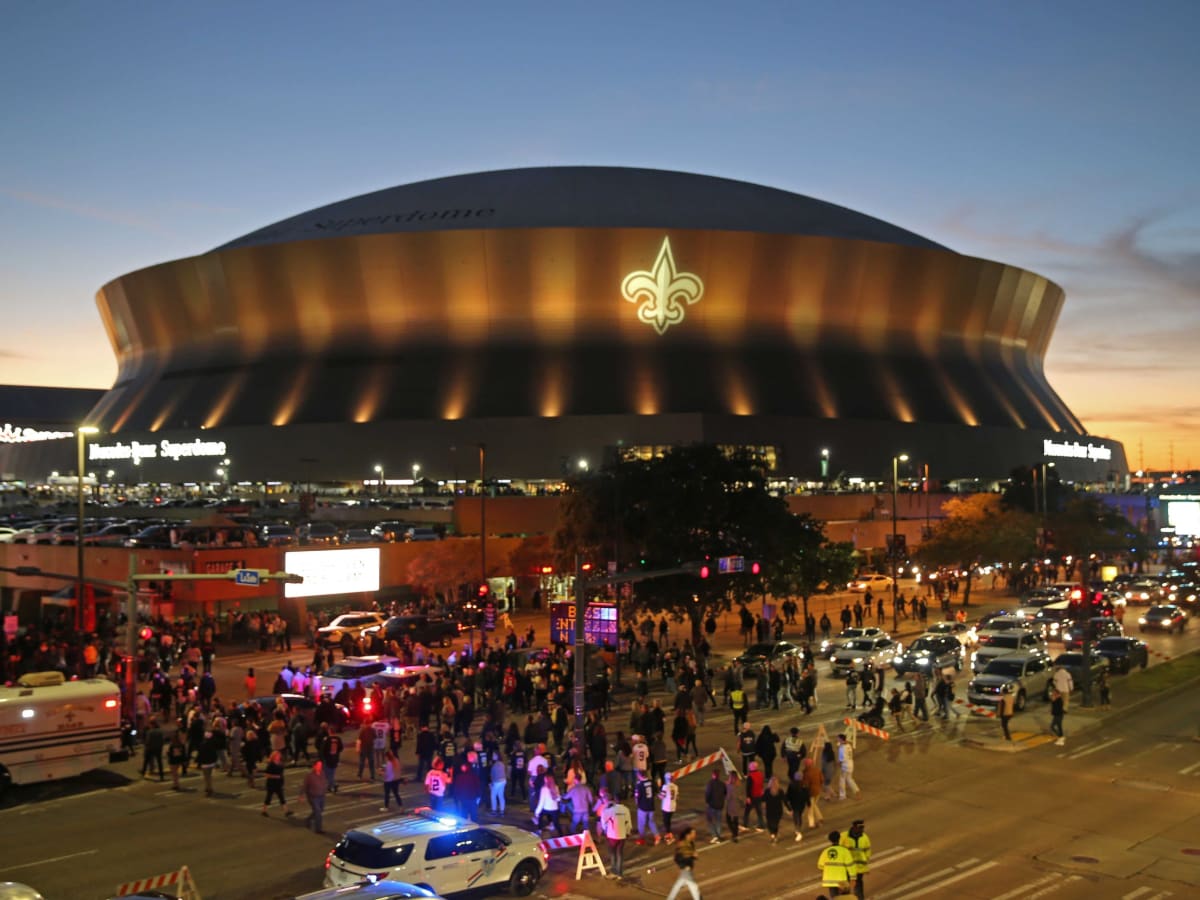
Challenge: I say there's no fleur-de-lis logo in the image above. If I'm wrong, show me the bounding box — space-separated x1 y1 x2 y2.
621 236 704 335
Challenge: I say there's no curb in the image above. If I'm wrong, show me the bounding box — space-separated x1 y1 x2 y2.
962 648 1200 753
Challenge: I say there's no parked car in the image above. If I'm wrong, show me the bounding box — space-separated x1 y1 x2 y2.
1093 636 1150 673
891 634 964 675
818 626 886 659
343 528 376 544
1052 650 1109 688
1124 579 1167 606
323 808 546 896
82 522 139 545
318 612 389 647
921 620 977 647
296 881 445 900
302 522 341 544
971 628 1045 673
376 615 462 648
830 636 901 676
1062 616 1123 650
733 641 804 676
848 573 894 593
261 523 298 546
966 648 1053 711
1138 604 1188 634
371 521 406 542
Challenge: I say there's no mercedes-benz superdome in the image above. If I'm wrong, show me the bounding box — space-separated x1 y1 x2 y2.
79 166 1126 485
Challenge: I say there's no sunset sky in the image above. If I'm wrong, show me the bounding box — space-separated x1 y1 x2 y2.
1 2 1197 470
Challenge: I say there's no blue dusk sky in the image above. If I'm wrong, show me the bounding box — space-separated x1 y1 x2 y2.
1 1 1197 469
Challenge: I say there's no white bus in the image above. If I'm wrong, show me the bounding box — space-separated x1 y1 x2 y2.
0 671 121 789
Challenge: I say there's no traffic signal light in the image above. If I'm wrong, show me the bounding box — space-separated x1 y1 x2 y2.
477 583 489 598
539 565 554 575
699 564 711 579
749 560 762 576
138 626 153 641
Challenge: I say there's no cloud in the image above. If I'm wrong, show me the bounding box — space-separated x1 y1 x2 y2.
0 187 163 234
0 348 26 359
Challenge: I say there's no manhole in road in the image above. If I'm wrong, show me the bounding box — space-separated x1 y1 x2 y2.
1071 856 1101 864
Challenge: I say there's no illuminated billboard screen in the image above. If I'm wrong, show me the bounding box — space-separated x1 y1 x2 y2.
1164 497 1200 537
283 548 380 598
549 600 619 648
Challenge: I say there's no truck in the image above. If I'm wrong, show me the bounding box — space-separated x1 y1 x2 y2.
0 671 122 790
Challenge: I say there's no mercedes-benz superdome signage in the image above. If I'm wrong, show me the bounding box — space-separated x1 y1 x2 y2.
1 423 74 443
1043 439 1113 462
89 437 229 464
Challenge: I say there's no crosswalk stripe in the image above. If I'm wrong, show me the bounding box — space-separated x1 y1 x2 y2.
885 860 998 900
1066 738 1123 759
873 859 979 899
1122 888 1152 899
1179 760 1200 775
992 872 1067 899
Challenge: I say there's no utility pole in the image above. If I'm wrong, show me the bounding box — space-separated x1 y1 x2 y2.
891 453 908 632
478 443 486 653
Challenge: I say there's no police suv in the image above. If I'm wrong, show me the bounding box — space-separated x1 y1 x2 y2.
324 808 547 897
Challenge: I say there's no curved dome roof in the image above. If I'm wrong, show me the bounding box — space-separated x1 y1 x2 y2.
216 166 948 252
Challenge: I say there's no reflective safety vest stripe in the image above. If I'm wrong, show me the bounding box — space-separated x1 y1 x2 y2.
818 845 854 885
730 690 746 709
840 833 872 874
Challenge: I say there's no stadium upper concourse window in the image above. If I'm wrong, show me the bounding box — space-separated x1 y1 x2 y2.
617 444 778 470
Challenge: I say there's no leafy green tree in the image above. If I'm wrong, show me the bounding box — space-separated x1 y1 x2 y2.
917 494 1038 605
556 445 848 644
761 513 856 624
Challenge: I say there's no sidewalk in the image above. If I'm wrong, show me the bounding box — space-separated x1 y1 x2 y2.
962 648 1200 752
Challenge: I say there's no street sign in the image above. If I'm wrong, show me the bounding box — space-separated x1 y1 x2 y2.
717 555 745 574
233 569 261 586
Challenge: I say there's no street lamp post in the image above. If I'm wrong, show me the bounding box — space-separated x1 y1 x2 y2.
892 453 908 632
412 462 421 488
374 463 385 495
76 425 99 632
821 448 830 481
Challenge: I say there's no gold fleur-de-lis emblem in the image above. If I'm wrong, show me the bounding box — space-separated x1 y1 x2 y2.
621 236 704 335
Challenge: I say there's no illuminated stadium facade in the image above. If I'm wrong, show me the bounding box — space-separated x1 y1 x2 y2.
55 167 1125 485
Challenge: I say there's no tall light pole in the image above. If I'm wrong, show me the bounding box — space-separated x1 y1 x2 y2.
412 462 421 488
479 443 487 636
892 453 908 632
76 425 99 632
821 447 830 481
374 463 385 495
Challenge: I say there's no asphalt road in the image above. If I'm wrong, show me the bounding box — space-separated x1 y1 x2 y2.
3 590 1199 899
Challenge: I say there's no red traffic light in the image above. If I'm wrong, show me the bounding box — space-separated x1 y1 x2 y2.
699 565 711 579
138 626 153 641
749 560 761 575
539 565 554 575
477 583 489 598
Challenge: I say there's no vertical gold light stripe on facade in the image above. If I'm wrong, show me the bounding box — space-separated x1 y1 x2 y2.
634 359 659 415
149 393 180 432
440 362 474 420
935 369 978 426
538 358 565 418
353 365 388 423
204 371 248 430
444 232 489 345
723 361 754 416
879 365 915 423
273 364 313 427
804 358 837 418
530 230 576 344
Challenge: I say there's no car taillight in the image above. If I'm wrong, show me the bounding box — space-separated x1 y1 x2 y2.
104 699 118 709
325 851 333 870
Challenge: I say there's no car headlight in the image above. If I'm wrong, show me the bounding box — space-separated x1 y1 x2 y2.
1138 617 1147 625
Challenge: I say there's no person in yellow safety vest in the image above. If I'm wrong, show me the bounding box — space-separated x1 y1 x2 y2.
729 687 747 735
818 830 856 895
840 819 872 899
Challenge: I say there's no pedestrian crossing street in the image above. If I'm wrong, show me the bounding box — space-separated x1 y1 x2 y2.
623 833 1182 900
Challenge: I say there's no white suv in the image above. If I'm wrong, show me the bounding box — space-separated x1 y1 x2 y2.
318 612 388 647
967 648 1053 711
970 629 1045 673
325 808 547 897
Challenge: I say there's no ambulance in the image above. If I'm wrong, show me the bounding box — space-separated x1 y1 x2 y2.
0 671 122 789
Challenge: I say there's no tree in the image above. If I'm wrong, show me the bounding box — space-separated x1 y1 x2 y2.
762 513 856 625
556 445 858 644
917 494 1038 605
556 445 791 645
405 538 489 606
